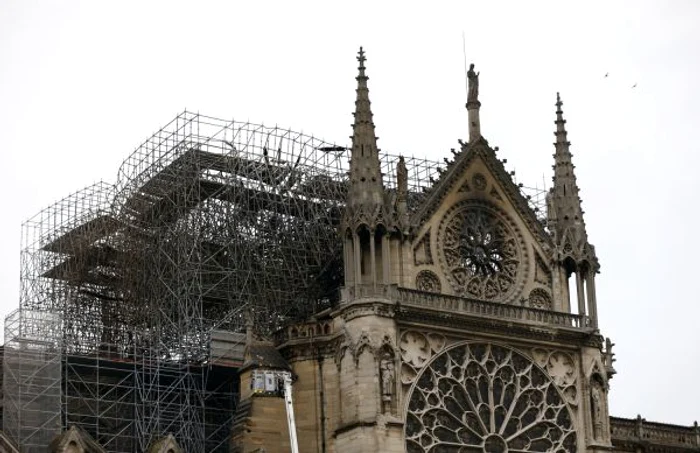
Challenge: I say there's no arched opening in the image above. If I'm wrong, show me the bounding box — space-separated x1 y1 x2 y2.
580 261 598 328
344 222 392 290
358 226 371 279
375 225 390 284
579 262 591 315
563 257 580 315
343 228 356 287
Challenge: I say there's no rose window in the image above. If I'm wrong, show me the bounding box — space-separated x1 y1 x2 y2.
439 205 522 300
405 343 576 453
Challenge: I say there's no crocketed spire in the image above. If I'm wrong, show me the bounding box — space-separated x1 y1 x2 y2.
347 47 384 211
548 93 586 241
547 93 597 270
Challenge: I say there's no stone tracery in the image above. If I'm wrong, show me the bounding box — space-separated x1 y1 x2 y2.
416 270 442 293
405 343 577 453
528 288 553 310
439 203 524 301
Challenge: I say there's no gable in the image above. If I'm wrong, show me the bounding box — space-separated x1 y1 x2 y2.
412 138 549 245
148 434 184 453
49 426 106 453
408 139 554 305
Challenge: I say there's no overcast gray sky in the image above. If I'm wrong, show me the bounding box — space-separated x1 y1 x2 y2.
2 0 698 426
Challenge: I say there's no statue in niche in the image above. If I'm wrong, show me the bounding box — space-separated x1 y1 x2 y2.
591 379 604 441
379 352 395 413
467 63 480 104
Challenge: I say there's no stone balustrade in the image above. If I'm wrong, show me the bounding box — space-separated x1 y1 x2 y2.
336 285 591 329
610 416 700 450
274 319 333 343
394 287 590 329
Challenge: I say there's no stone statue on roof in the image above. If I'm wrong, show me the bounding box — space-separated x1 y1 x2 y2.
467 63 479 104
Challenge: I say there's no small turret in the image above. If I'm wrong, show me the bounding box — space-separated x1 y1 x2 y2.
341 48 395 295
546 93 599 327
347 47 385 212
548 92 588 245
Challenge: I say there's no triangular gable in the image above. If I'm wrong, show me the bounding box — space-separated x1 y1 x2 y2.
411 137 551 247
147 434 184 453
49 426 106 453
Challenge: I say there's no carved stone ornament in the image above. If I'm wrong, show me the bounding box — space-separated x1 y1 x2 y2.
400 331 432 369
416 270 441 293
458 180 471 193
472 173 487 191
438 201 525 301
532 348 578 407
534 254 552 286
400 330 447 387
405 343 577 453
414 233 433 266
528 288 553 310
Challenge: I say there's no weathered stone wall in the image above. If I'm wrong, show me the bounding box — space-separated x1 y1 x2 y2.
238 397 290 453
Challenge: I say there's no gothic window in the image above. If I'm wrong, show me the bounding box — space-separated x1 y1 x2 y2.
405 343 576 453
438 203 524 301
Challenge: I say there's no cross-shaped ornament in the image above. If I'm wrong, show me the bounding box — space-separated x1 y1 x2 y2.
357 47 366 68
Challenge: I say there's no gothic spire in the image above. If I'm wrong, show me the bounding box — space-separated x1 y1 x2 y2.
548 93 588 247
347 47 384 210
547 93 599 327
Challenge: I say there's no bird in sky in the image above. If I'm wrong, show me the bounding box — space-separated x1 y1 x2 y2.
632 83 637 88
604 72 609 78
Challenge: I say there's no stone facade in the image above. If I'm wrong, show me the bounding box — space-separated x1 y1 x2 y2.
268 49 696 453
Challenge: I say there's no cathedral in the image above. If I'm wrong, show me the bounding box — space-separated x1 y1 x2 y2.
1 48 698 453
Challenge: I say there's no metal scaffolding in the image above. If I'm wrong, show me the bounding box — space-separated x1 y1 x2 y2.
3 110 546 453
3 309 62 452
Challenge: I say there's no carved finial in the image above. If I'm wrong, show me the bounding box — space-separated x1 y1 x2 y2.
555 92 567 137
357 46 366 71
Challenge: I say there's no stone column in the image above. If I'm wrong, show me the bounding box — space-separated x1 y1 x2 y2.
369 231 377 289
467 101 481 143
344 236 354 287
576 271 586 317
382 234 390 285
586 272 598 328
353 232 361 290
